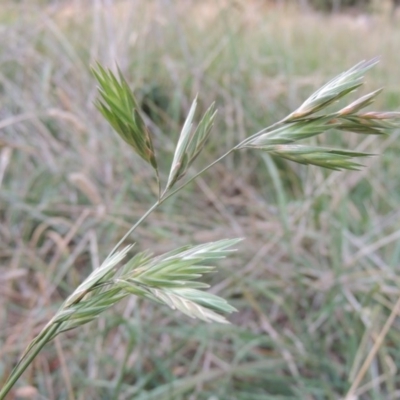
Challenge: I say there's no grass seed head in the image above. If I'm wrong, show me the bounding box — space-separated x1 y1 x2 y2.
262 144 368 171
239 58 400 170
165 98 217 193
285 58 380 121
92 64 159 175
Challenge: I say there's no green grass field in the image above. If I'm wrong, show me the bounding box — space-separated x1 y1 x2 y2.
1 1 400 399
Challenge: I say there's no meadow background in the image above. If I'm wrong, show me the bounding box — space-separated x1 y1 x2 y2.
1 0 400 399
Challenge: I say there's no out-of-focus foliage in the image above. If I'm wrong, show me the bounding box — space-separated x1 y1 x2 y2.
308 0 372 11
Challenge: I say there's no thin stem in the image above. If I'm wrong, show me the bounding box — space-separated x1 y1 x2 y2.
108 149 235 260
0 324 61 400
236 118 287 148
107 201 159 260
160 148 235 202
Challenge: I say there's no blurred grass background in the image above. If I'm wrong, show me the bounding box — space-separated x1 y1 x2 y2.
1 0 400 399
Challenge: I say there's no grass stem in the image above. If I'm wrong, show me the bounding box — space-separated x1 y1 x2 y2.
0 324 61 400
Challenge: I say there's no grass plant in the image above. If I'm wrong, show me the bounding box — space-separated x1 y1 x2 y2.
1 52 400 398
2 1 400 399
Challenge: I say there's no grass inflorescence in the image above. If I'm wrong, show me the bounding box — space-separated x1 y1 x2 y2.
2 1 400 399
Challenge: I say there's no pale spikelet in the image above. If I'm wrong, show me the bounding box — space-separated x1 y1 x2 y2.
165 97 217 193
285 58 379 121
336 88 383 116
148 288 232 324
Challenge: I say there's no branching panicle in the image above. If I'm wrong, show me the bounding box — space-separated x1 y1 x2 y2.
2 58 400 399
238 58 399 170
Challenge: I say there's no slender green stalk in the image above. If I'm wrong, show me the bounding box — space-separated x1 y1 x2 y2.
107 201 159 260
232 118 287 148
0 324 60 399
108 147 237 260
109 146 245 259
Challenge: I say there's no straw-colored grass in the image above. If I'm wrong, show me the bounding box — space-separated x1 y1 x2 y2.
1 1 400 399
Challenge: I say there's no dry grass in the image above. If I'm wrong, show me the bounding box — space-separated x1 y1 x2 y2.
1 0 400 399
